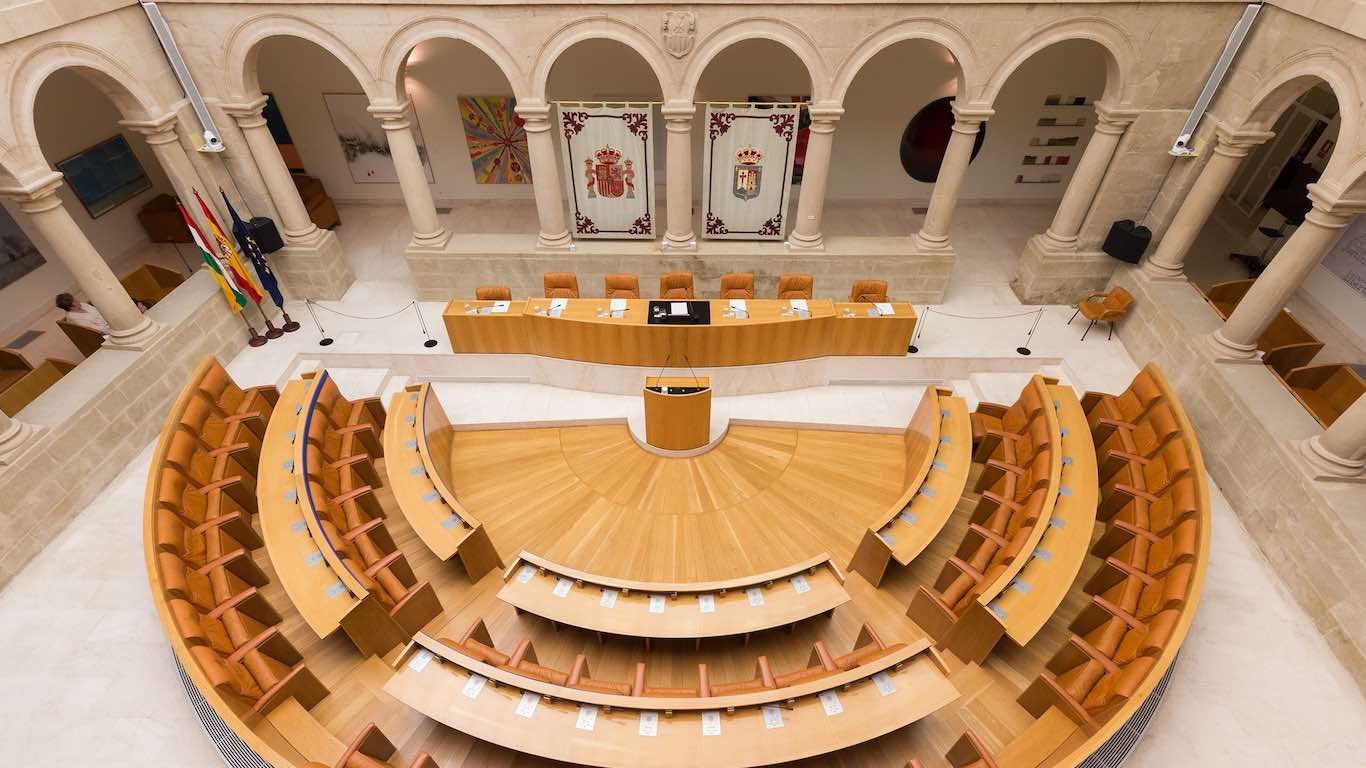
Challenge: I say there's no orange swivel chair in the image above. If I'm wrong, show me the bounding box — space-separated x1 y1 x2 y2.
777 273 814 300
604 273 640 299
543 272 580 299
1070 286 1134 341
659 272 695 299
849 279 889 303
474 285 511 301
719 272 755 300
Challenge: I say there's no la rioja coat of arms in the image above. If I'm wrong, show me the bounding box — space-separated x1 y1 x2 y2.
733 146 763 201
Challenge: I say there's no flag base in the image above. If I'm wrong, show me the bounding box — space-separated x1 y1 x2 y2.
281 312 301 333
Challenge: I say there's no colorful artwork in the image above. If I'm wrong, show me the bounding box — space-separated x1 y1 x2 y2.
0 204 44 290
56 135 152 218
457 96 531 185
323 92 435 184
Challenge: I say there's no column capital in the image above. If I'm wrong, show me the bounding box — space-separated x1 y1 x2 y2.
1306 182 1366 220
807 103 844 123
1212 122 1275 157
661 100 696 120
0 171 65 212
367 100 414 130
0 414 45 468
950 101 994 126
119 112 181 144
1094 102 1141 133
514 100 553 122
220 95 270 128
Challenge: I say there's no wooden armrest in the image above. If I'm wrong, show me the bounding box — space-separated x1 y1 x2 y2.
243 385 279 408
224 410 264 427
332 485 375 507
967 523 1009 548
1090 596 1143 630
986 458 1026 476
975 401 1009 418
344 517 385 542
208 442 251 460
227 626 279 666
363 549 404 579
1113 483 1157 503
195 548 250 577
946 555 985 583
207 586 261 622
327 453 370 472
1067 633 1121 674
335 423 375 437
198 476 243 496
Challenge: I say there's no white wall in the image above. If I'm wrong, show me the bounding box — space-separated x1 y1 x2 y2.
0 69 170 336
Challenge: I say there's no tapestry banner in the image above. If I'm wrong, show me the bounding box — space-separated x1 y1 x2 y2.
557 104 655 239
701 103 799 240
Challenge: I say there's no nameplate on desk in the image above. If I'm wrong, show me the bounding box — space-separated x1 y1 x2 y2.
516 564 536 583
746 587 765 607
461 673 487 699
790 574 811 594
410 465 426 476
648 594 666 613
698 594 716 613
423 490 441 503
290 520 308 534
404 439 418 450
701 710 722 736
638 711 659 736
515 690 540 718
872 671 896 696
874 302 895 316
284 488 298 503
305 550 324 567
441 515 462 530
404 415 416 426
576 704 599 732
762 704 784 729
325 581 346 599
553 577 573 597
282 458 294 472
407 648 434 672
819 690 843 716
600 588 619 608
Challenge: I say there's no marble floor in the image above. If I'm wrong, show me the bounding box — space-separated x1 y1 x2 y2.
1 275 1365 765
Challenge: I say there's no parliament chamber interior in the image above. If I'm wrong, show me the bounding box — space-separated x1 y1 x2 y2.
2 1 1366 766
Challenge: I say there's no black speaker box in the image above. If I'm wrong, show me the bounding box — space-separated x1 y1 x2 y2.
1103 219 1151 264
249 216 285 253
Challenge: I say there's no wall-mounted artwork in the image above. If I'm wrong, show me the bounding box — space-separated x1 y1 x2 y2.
323 92 435 184
55 134 152 218
457 96 531 184
263 92 305 172
0 205 44 290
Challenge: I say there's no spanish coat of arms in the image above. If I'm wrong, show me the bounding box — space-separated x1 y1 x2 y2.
585 146 635 199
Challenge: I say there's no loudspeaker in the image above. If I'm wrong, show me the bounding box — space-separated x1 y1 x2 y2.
249 216 285 253
1102 219 1151 264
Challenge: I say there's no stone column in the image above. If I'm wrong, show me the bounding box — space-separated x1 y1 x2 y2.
789 105 844 250
5 174 164 349
1298 395 1366 481
221 96 324 246
1143 125 1273 278
1035 103 1138 251
208 100 280 224
516 101 572 248
0 410 44 467
1208 188 1356 359
911 103 993 254
662 101 696 248
368 101 449 249
122 114 213 231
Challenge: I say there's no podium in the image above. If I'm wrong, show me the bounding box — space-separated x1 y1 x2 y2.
643 376 712 451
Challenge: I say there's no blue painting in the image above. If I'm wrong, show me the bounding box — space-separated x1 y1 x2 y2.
56 134 152 218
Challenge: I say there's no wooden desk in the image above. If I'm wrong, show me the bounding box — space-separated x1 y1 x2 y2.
0 358 75 416
497 552 849 640
441 299 916 367
386 635 957 767
643 376 711 451
384 383 502 578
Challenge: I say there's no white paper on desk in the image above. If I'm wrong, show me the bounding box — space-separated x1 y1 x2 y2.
649 594 666 614
492 301 510 313
698 594 716 613
729 299 748 317
576 704 599 732
550 298 569 311
610 298 628 312
407 648 434 672
872 671 896 696
461 673 487 699
819 690 843 716
746 587 765 606
515 690 540 718
789 299 809 312
874 302 895 316
702 710 722 736
600 588 619 608
516 564 535 583
761 704 784 729
670 301 689 316
790 574 811 594
553 577 573 597
638 710 659 736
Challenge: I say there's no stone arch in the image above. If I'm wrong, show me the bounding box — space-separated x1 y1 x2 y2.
378 16 525 103
530 17 673 103
1231 50 1361 183
681 18 830 102
979 17 1135 106
223 13 378 101
830 18 978 105
7 41 168 168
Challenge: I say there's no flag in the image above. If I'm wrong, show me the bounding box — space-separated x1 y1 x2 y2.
194 190 263 306
177 201 246 311
221 189 285 309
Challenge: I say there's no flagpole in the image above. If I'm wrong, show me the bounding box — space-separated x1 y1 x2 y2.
241 310 266 347
258 301 284 339
219 186 300 333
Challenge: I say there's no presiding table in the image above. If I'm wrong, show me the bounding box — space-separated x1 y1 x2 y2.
442 298 916 367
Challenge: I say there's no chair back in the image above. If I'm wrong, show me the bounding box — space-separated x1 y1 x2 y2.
604 273 640 299
849 279 889 303
0 348 33 373
719 272 755 299
543 272 580 299
58 320 105 358
659 272 694 299
1104 286 1134 313
474 285 511 301
777 273 814 300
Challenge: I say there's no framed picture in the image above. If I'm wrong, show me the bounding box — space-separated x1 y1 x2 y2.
55 134 152 218
0 204 44 290
323 92 435 184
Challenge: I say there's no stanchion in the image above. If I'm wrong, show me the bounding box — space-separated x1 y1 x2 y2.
908 305 926 354
414 302 439 348
1016 308 1044 356
304 299 334 346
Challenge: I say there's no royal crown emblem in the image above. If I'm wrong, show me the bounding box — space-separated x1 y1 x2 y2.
594 146 622 165
732 146 763 201
586 145 628 199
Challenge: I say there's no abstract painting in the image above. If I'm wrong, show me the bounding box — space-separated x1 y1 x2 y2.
458 96 531 184
0 204 44 290
323 92 435 184
56 134 152 218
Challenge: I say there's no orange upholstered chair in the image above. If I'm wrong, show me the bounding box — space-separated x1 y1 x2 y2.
474 285 511 301
659 272 695 299
1070 286 1134 341
777 273 814 300
543 272 580 299
849 279 889 303
604 273 640 299
719 272 755 300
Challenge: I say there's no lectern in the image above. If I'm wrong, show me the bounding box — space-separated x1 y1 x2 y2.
643 376 712 451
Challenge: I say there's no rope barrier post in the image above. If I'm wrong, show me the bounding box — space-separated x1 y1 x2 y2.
304 299 334 346
1017 308 1044 356
908 306 927 354
414 301 439 348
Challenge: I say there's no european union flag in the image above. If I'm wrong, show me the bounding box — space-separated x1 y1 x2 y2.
221 189 285 309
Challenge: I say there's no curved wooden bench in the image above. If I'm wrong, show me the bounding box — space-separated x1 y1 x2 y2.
1280 363 1365 427
498 551 848 641
383 383 501 578
850 386 973 586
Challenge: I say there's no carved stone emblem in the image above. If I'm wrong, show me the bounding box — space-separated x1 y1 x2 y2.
662 11 696 58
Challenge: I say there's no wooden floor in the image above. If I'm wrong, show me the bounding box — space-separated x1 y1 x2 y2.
447 424 909 581
244 426 1096 768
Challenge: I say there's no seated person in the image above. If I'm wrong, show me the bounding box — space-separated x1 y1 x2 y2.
56 292 110 333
